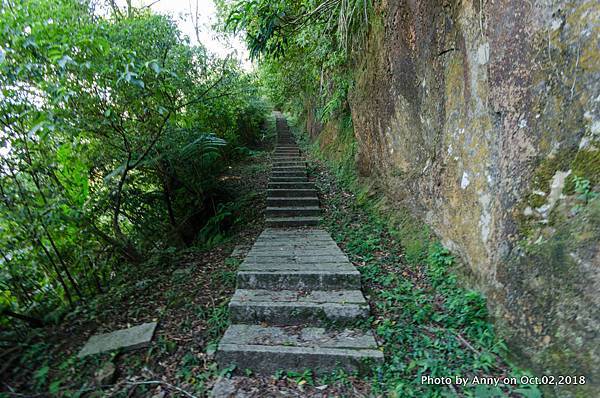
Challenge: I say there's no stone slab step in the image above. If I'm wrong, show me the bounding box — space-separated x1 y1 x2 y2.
248 244 341 254
256 230 331 241
229 289 369 326
216 324 382 375
260 228 329 235
250 243 335 251
266 197 319 207
269 177 308 183
272 161 306 167
268 182 315 190
247 250 344 259
266 216 321 227
271 167 307 174
251 240 335 248
271 171 307 178
237 269 361 290
244 255 349 264
268 189 318 198
265 206 321 217
78 322 157 357
253 237 333 244
273 157 302 161
239 260 355 272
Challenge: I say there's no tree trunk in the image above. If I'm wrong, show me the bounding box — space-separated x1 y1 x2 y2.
2 309 44 328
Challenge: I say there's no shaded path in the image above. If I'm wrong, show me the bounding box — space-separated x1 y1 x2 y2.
216 114 382 375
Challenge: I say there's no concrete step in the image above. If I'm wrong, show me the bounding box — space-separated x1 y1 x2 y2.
217 324 382 375
251 238 334 247
256 229 331 241
268 189 318 198
260 228 329 236
272 161 306 167
250 242 335 250
265 206 321 217
268 182 315 190
274 154 301 158
271 171 307 178
273 156 303 161
272 167 307 174
237 269 361 290
267 197 319 207
269 177 308 183
244 253 349 264
239 260 355 272
274 154 300 158
229 289 369 326
266 216 321 227
247 248 344 257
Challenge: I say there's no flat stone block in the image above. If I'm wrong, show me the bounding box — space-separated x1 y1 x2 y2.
244 254 349 263
217 325 382 375
232 289 366 304
265 217 321 227
237 270 361 290
229 289 369 326
268 189 318 197
78 322 157 358
239 262 355 272
221 324 379 349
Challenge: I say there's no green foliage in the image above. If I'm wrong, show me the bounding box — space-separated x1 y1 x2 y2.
285 369 315 386
221 0 370 125
199 303 230 341
226 0 371 58
0 0 268 327
573 175 597 203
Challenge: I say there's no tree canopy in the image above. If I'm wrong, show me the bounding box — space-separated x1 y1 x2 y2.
0 0 268 325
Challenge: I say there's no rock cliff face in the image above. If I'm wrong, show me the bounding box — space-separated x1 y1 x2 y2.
310 0 599 395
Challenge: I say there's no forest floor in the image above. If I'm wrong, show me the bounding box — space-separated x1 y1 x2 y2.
1 148 272 397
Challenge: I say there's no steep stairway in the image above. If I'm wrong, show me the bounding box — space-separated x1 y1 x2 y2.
216 114 382 375
266 116 321 227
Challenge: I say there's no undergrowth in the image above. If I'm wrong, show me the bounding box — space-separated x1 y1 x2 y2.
1 146 271 397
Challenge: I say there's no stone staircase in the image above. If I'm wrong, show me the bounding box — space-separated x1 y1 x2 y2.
265 116 321 227
215 114 382 376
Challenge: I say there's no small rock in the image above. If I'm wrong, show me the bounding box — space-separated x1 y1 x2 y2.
211 377 237 398
94 361 116 385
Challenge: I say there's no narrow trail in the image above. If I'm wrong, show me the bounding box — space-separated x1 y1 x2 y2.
216 113 382 375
